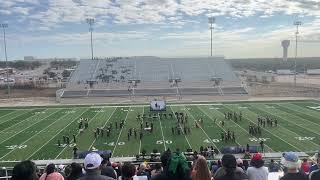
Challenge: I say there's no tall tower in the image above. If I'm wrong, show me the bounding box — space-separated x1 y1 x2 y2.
208 17 215 57
281 40 290 61
86 18 95 60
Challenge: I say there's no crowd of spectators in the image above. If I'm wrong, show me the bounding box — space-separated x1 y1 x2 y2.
9 150 320 180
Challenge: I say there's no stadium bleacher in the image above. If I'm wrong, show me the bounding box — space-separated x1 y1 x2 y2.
60 57 247 99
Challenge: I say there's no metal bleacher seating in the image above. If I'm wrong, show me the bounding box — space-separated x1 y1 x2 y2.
61 57 247 98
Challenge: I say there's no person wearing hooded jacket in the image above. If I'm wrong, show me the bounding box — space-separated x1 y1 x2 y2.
246 153 268 180
151 149 191 180
215 154 248 180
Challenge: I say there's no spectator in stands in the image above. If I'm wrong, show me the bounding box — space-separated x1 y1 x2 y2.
39 163 64 180
101 156 117 179
215 154 248 180
191 155 211 180
310 167 320 180
309 151 320 180
237 158 245 171
78 152 114 180
247 153 268 180
242 160 249 171
111 162 121 178
58 165 66 178
12 160 39 180
67 162 83 180
309 152 320 173
137 163 150 179
150 163 162 178
63 165 72 179
300 158 310 174
211 161 219 175
118 162 138 180
280 152 307 180
268 159 280 172
151 150 191 180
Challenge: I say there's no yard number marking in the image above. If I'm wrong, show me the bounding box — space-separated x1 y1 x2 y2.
156 140 172 145
104 142 126 146
249 138 270 142
295 137 315 141
307 106 320 111
204 139 220 143
6 145 27 150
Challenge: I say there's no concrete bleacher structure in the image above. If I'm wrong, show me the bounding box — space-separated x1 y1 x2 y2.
58 57 247 100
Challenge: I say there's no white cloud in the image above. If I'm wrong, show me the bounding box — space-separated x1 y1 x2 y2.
15 30 151 45
1 0 320 58
1 0 320 29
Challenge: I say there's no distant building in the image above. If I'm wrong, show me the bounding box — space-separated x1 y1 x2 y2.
24 56 36 61
239 70 275 83
0 68 14 74
276 69 294 75
24 56 77 62
307 69 320 75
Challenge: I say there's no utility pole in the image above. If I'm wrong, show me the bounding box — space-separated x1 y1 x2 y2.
294 21 302 87
1 23 9 98
208 17 215 57
86 18 95 60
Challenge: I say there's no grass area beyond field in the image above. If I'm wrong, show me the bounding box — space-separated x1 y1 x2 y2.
0 100 319 161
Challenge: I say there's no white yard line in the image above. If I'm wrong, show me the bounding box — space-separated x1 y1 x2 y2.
226 105 303 152
111 107 131 158
158 113 167 151
138 140 142 155
0 109 72 160
87 108 117 151
27 108 90 160
0 109 59 144
197 106 241 146
198 105 274 152
55 108 108 159
0 109 36 127
0 110 25 121
138 106 145 155
0 109 50 133
254 105 320 149
169 106 192 149
277 104 320 128
182 105 221 153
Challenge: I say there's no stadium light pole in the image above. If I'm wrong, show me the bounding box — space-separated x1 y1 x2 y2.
86 18 95 60
294 21 302 87
208 17 215 57
1 23 10 98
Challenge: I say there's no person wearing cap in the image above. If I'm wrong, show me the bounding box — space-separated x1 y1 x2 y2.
78 152 115 180
309 152 320 180
280 152 308 180
246 153 268 180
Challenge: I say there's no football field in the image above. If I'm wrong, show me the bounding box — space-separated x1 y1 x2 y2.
0 100 320 161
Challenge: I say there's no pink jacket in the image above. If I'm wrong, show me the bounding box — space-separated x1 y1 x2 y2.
39 172 64 180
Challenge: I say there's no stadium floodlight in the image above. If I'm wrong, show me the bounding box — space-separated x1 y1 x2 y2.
293 20 302 87
1 23 10 99
86 18 95 60
208 17 215 57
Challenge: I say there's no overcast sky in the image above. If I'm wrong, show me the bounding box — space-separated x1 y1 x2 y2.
0 0 320 60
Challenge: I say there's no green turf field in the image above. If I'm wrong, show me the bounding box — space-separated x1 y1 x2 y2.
0 100 319 161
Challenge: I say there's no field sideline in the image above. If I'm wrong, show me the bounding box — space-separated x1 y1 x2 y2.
0 100 319 161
